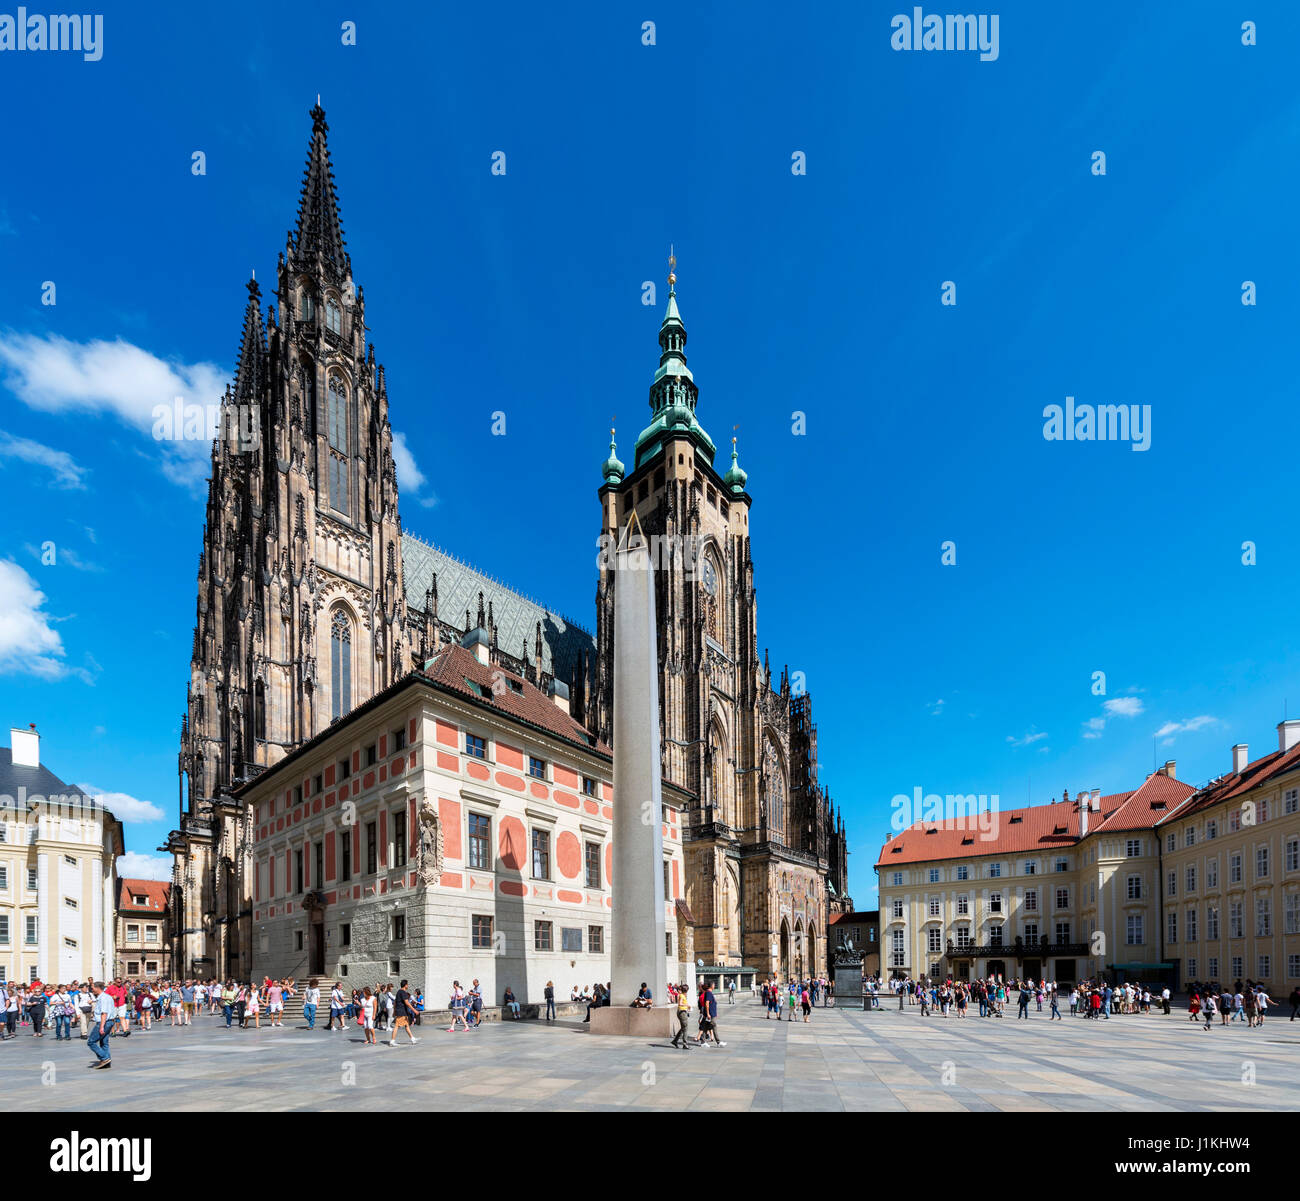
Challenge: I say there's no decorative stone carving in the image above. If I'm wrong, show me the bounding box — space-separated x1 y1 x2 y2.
416 799 444 884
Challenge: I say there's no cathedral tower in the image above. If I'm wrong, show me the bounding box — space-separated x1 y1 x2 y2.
169 105 409 977
593 256 845 978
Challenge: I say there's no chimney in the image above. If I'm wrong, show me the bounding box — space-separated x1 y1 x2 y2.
1162 759 1176 780
547 678 571 715
1079 793 1088 838
1091 788 1100 811
460 627 490 667
1232 743 1249 774
10 724 39 768
1279 721 1300 755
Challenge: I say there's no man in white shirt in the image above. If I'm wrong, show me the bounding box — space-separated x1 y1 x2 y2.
1161 986 1171 1015
88 981 115 1068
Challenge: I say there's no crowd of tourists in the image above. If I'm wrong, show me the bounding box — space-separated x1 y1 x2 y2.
760 976 833 1020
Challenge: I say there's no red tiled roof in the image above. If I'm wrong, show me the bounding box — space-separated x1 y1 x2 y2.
1158 743 1300 823
1091 771 1197 833
422 643 610 756
118 878 170 912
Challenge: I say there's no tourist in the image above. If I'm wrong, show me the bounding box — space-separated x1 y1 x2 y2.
389 979 420 1046
503 986 521 1019
467 979 483 1028
267 979 285 1028
448 981 470 1032
801 981 812 1022
247 981 262 1029
86 980 114 1070
1161 985 1171 1016
1255 986 1273 1026
360 987 376 1045
76 983 93 1039
220 980 235 1028
413 990 425 1024
1289 985 1300 1021
303 979 320 1030
632 982 653 1009
704 983 725 1047
1049 988 1062 1021
728 978 736 1005
671 984 692 1049
1202 992 1218 1029
787 984 797 1021
327 982 347 1030
544 980 556 1022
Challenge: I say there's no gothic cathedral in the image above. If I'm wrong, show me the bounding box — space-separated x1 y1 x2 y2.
168 106 849 981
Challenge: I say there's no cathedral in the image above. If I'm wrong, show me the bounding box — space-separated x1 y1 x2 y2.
166 104 850 982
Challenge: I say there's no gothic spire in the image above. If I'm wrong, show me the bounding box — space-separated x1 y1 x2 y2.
232 275 266 404
293 103 350 277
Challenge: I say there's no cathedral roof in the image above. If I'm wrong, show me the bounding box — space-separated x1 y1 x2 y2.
401 532 594 682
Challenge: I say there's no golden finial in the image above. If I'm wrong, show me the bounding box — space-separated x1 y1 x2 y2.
668 243 676 287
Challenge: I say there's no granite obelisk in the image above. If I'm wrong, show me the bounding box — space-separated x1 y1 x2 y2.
591 512 671 1035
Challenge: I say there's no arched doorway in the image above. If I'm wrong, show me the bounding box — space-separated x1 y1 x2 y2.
779 919 791 980
806 922 818 978
793 919 805 979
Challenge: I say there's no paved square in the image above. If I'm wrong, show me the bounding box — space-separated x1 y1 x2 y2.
4 1000 1295 1110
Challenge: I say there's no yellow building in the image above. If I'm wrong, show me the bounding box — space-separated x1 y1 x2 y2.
878 722 1300 995
0 726 123 986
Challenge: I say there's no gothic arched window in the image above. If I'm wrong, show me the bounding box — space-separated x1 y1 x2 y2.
765 738 786 840
330 607 353 720
253 679 266 742
326 375 350 516
326 297 342 335
299 286 315 321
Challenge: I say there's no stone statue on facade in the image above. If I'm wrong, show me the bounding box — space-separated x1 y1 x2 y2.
416 799 444 884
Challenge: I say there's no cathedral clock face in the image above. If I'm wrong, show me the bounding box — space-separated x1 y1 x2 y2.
701 558 717 595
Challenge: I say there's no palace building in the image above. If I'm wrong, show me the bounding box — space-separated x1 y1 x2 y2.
877 720 1300 993
166 104 850 985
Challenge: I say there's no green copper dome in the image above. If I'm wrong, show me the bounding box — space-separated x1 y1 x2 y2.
602 430 625 484
723 437 748 494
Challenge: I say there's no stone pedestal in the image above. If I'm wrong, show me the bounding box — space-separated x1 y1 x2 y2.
589 1005 675 1037
833 953 864 1007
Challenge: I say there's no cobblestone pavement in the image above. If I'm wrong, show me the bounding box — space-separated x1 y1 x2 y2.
3 999 1295 1111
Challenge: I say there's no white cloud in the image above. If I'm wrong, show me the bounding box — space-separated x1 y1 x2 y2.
930 698 945 716
1103 696 1145 718
0 332 227 490
1155 715 1216 743
1007 728 1048 748
115 852 173 882
78 784 165 824
0 431 88 489
392 431 436 509
1082 716 1105 740
0 559 70 680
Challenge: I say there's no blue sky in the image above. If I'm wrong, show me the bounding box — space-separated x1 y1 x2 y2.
0 2 1297 905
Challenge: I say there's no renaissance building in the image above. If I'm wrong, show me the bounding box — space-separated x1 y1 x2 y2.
877 721 1300 993
166 104 850 984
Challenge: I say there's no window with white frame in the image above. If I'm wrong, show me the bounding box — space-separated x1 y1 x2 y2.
1256 895 1272 937
928 896 940 917
1258 954 1271 979
892 872 902 886
956 894 969 916
1185 865 1197 893
1229 809 1241 833
891 899 903 919
1207 858 1218 889
1206 818 1217 840
989 892 1002 914
1024 861 1036 875
1286 788 1299 816
1231 956 1243 980
1186 907 1198 941
1230 853 1242 884
1286 892 1300 935
1167 911 1177 943
1168 871 1177 897
988 863 1002 878
1259 798 1270 823
1185 827 1195 847
1126 914 1143 944
1290 955 1300 980
1288 839 1300 873
955 925 971 948
1229 901 1243 939
1166 833 1176 852
1054 857 1069 872
890 929 905 967
1126 874 1141 900
926 927 942 954
1208 956 1219 979
1024 888 1037 912
956 864 968 881
929 868 940 883
1207 905 1220 939
1023 922 1038 945
1126 839 1141 857
988 924 1003 946
1186 957 1197 978
1257 846 1270 880
1055 887 1069 909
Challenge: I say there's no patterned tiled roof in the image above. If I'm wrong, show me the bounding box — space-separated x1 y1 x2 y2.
421 642 609 757
402 532 594 683
118 878 171 913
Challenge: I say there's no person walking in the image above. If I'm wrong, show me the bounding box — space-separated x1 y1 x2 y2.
389 979 420 1046
359 987 376 1045
704 983 726 1047
52 985 73 1040
327 982 348 1031
28 986 47 1038
87 981 114 1069
246 982 261 1030
1202 992 1218 1029
800 982 812 1023
448 981 470 1032
303 979 320 1030
671 984 692 1049
728 978 736 1006
267 979 284 1028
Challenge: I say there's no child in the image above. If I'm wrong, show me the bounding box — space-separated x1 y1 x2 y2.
361 987 376 1045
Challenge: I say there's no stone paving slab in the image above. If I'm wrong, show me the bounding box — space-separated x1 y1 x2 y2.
0 1001 1295 1111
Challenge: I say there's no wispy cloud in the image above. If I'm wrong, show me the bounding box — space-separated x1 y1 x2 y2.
1103 696 1145 718
78 784 165 824
0 559 74 680
0 431 88 489
1082 716 1106 740
0 332 227 491
929 698 945 716
1007 728 1048 748
392 431 436 509
1155 715 1217 745
25 543 102 573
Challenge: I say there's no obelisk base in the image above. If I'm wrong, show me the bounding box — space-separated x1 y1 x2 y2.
588 1005 675 1038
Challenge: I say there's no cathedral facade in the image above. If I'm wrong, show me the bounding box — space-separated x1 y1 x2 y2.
166 106 849 982
592 263 850 981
